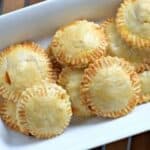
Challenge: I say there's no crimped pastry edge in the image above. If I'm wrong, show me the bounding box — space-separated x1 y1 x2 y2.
47 46 62 81
0 99 20 131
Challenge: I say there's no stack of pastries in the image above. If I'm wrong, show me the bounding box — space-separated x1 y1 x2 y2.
0 0 149 139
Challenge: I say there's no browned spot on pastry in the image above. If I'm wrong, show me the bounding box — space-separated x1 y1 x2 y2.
72 106 79 114
88 105 94 112
28 133 33 136
60 93 66 100
5 71 11 85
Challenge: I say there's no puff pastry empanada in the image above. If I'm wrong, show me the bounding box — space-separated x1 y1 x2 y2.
47 47 62 81
116 0 150 49
0 97 20 131
0 42 53 102
17 83 72 139
81 56 141 118
102 18 150 67
59 67 92 117
51 20 107 68
137 63 150 104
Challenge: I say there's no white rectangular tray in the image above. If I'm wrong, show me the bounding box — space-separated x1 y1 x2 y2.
0 0 150 150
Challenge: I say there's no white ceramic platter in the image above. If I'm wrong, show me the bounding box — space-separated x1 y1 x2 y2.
0 0 150 150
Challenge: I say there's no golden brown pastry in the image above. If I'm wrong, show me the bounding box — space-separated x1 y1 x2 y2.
81 56 141 118
58 67 92 117
136 63 150 104
51 20 107 68
47 47 62 81
101 18 150 67
0 96 20 131
116 0 150 49
0 42 53 102
17 83 72 139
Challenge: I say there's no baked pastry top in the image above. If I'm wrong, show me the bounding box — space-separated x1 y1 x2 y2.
102 19 149 66
0 42 52 102
116 0 150 48
17 83 72 139
81 56 141 118
59 68 92 117
51 20 107 68
137 63 150 103
0 96 20 131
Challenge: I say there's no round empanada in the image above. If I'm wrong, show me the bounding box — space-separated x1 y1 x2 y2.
58 67 92 117
47 47 62 81
137 63 150 104
0 42 53 102
51 20 107 68
17 83 72 139
101 18 150 67
0 97 19 131
81 56 141 118
116 0 150 49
